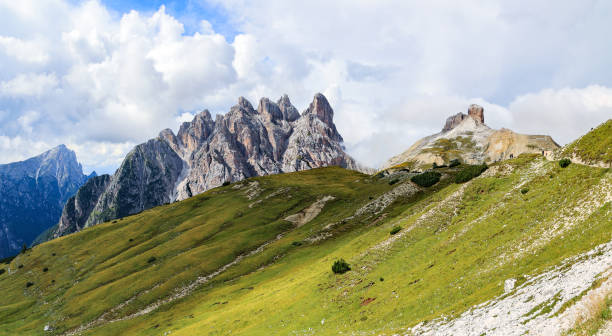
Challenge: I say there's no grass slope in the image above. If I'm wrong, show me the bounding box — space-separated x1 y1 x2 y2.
0 159 610 335
563 119 612 166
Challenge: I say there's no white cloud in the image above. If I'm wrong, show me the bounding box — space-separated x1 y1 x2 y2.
0 36 49 64
0 73 58 97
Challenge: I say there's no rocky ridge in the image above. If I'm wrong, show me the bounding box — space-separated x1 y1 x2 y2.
384 104 560 169
51 93 365 238
0 145 91 257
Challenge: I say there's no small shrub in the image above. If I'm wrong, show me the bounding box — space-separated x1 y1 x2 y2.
332 259 351 274
147 256 157 263
20 243 27 254
520 188 529 194
43 267 49 272
455 164 488 183
433 162 447 169
26 282 34 288
51 253 56 256
222 181 231 186
449 159 461 168
379 277 384 282
390 226 402 235
0 269 5 275
601 307 611 320
388 179 399 185
559 158 571 168
411 171 441 187
18 264 23 269
291 241 303 246
129 238 134 242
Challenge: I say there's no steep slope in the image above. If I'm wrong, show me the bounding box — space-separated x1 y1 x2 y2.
384 104 560 170
562 119 612 167
0 153 610 335
51 93 363 239
0 145 90 258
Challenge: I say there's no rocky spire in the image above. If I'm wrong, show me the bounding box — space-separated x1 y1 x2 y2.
442 113 468 132
304 93 334 126
277 94 300 122
258 97 283 121
468 104 484 124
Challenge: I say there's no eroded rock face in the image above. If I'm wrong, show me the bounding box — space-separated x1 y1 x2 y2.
51 93 365 239
384 105 559 169
468 104 485 124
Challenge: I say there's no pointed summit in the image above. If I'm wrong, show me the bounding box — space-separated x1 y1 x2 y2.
304 93 334 126
277 94 300 121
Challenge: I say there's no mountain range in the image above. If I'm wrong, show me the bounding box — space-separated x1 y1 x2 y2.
0 145 91 258
46 93 364 240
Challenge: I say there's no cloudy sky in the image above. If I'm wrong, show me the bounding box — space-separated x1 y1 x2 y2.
1 0 611 174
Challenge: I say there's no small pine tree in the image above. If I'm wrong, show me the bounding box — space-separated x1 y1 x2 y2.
332 259 351 274
20 243 27 254
559 158 571 168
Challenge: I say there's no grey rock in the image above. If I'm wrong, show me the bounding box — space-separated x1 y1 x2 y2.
50 93 368 239
0 145 89 257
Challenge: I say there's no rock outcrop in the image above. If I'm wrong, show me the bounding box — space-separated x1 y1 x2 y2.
384 104 560 169
51 93 365 238
0 145 90 257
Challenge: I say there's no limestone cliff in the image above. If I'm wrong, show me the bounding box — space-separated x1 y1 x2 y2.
384 105 559 169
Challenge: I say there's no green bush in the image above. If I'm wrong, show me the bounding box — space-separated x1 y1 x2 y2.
147 256 157 263
455 164 488 183
390 226 402 235
432 162 447 169
20 243 27 254
332 259 351 274
559 158 571 168
449 159 461 168
411 171 441 187
0 269 5 275
222 181 231 186
388 179 399 185
26 282 34 288
43 267 49 272
291 241 303 246
521 188 529 194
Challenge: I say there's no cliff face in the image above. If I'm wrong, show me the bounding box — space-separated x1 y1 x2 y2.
384 104 560 169
0 145 90 257
51 93 364 238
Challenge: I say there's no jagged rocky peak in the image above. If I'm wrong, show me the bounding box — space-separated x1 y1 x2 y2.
304 93 335 127
442 104 485 132
49 92 367 240
176 110 215 154
277 94 300 121
258 97 284 121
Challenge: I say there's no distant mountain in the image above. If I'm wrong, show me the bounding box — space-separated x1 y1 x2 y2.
384 104 560 170
0 145 91 258
49 93 366 239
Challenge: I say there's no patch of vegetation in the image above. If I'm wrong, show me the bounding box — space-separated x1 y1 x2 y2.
449 159 461 168
411 171 442 187
455 164 488 183
25 282 34 288
521 188 529 194
559 158 571 168
390 226 402 235
291 241 303 246
563 119 612 165
0 269 5 275
332 259 351 274
222 181 231 187
388 179 399 185
147 257 157 263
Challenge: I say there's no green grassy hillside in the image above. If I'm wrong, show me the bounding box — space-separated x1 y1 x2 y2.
0 158 610 335
563 119 612 166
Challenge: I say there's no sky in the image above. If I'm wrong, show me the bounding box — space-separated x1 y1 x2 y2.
1 0 611 174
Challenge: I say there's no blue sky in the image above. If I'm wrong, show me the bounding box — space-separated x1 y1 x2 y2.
98 0 240 40
1 0 612 174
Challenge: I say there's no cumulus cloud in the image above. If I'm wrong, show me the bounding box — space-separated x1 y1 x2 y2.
0 0 611 172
